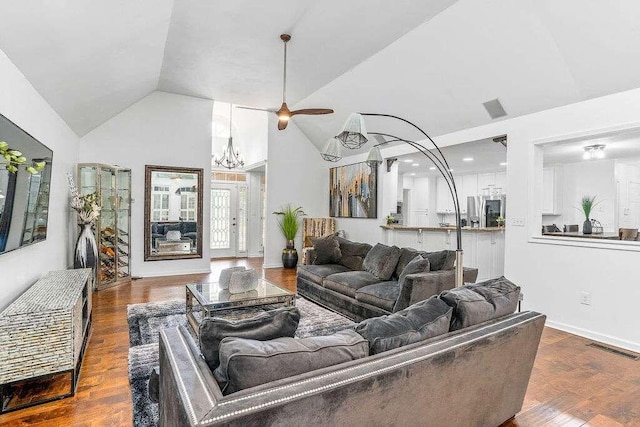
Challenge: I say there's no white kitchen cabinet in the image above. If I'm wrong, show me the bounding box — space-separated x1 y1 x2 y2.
477 173 496 192
436 176 455 213
542 167 562 215
495 171 507 194
459 174 478 214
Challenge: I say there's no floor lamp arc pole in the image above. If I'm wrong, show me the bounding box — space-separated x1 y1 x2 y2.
337 113 464 287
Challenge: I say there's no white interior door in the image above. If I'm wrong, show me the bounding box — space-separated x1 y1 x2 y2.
210 182 248 258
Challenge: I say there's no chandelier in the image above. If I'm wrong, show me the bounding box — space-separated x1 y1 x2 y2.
213 104 244 169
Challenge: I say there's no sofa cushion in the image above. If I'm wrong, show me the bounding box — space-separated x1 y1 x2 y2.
420 250 455 271
311 235 342 265
439 276 520 331
355 281 400 312
324 271 382 298
394 247 420 278
182 221 197 233
398 256 430 287
337 237 372 271
214 330 368 394
164 223 182 234
355 296 452 354
198 306 300 371
362 243 402 280
297 264 351 285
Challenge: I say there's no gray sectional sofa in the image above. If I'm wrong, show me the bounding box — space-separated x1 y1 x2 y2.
297 237 479 322
159 276 545 427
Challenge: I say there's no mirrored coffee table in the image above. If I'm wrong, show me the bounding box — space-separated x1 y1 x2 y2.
185 279 295 335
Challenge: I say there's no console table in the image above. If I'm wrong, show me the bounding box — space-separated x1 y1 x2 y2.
0 269 93 413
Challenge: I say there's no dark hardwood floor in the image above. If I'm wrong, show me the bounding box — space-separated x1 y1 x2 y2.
0 258 638 426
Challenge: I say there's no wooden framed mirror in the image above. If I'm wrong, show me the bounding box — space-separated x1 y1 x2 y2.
144 165 203 261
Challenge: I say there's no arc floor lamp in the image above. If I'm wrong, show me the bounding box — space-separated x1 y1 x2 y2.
322 113 463 287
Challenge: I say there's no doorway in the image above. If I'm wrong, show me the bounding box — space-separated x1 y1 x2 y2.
210 182 248 258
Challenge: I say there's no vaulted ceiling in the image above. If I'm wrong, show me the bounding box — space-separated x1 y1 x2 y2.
1 0 639 147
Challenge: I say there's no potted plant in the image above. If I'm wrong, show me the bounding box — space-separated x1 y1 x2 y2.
273 205 305 268
496 216 505 227
580 195 599 235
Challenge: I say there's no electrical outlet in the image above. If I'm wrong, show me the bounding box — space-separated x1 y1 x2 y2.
580 291 591 306
511 217 525 227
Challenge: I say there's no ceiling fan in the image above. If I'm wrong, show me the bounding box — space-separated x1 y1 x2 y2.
238 34 333 130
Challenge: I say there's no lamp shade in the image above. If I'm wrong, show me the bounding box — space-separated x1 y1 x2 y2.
366 146 383 167
336 113 368 149
321 137 342 162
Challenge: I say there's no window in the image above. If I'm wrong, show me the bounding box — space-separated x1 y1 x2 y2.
152 185 169 221
179 188 197 221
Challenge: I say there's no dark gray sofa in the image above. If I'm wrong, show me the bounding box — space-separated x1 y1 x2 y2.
297 240 479 322
158 309 545 426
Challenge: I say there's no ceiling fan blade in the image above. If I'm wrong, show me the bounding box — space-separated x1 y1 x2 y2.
277 119 289 130
236 106 277 112
290 108 334 117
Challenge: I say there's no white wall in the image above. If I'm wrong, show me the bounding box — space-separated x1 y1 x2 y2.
558 160 617 231
0 49 79 310
247 171 265 257
264 117 328 268
79 91 213 277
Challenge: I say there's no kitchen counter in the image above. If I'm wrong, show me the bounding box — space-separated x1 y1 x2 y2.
380 225 505 281
381 225 504 232
542 231 620 240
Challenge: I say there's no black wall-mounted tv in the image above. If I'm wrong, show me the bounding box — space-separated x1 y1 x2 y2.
0 113 53 255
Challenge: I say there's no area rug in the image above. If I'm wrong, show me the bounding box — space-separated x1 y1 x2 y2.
127 297 355 426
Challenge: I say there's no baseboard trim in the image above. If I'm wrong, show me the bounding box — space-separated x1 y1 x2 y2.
136 268 212 278
263 263 284 269
545 320 640 353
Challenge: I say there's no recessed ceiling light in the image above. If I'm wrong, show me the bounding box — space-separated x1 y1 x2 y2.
500 162 507 166
463 157 474 162
403 159 413 163
410 173 416 176
412 163 419 167
429 166 436 170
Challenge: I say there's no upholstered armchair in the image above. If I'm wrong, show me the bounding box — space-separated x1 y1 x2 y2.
301 217 336 264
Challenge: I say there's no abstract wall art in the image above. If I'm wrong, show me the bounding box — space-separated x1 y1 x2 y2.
329 161 377 218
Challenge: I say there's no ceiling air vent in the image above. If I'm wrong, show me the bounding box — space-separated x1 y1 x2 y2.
483 98 507 119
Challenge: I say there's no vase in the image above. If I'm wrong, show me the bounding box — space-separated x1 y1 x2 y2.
74 223 98 286
282 240 298 269
583 219 592 235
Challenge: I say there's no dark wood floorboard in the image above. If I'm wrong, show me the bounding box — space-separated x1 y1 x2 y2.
1 258 638 426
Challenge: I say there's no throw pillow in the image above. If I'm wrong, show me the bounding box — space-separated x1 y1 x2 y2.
198 306 300 371
392 256 431 312
214 330 368 394
362 243 402 280
419 250 455 271
439 276 520 330
311 234 342 265
355 296 452 354
394 247 419 279
337 237 372 271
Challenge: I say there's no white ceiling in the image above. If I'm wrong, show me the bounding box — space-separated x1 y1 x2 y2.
396 137 507 177
1 0 640 143
0 0 456 136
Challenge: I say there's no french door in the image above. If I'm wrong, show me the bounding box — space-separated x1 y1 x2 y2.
210 182 247 257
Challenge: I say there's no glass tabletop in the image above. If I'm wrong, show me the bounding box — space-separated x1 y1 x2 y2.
187 279 293 306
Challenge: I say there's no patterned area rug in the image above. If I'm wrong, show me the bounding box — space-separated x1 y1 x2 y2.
127 297 355 426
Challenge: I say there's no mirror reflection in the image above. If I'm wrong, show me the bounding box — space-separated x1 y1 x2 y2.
0 113 53 255
541 128 640 241
144 165 203 260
